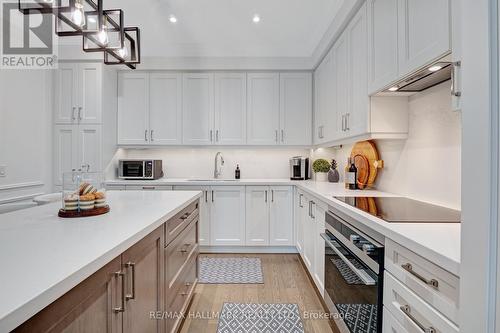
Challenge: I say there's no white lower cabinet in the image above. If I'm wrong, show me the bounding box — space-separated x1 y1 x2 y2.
210 186 246 246
313 203 326 294
174 186 211 246
383 307 409 333
245 186 294 246
295 189 306 255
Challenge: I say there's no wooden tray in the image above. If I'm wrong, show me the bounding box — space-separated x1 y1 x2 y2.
58 206 110 218
350 140 384 189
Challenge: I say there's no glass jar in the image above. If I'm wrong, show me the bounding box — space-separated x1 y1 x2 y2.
61 170 106 213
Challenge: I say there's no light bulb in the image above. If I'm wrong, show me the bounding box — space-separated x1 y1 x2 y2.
118 47 128 58
97 27 109 45
71 0 85 27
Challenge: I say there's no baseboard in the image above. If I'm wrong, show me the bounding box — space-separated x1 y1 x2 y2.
200 246 298 254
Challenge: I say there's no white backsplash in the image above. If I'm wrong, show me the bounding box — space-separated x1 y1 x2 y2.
328 82 461 209
123 148 310 179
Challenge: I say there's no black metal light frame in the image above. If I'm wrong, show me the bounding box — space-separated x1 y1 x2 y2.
18 0 70 15
82 9 124 52
55 0 102 36
104 27 140 70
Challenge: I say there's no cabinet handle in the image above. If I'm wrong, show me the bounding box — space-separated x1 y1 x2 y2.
318 126 321 139
275 130 278 143
150 130 154 141
212 190 214 202
210 130 213 142
72 107 76 121
180 212 190 220
400 305 436 333
451 61 462 97
299 194 303 208
342 115 345 131
125 262 136 300
142 186 155 190
310 201 315 219
346 113 350 131
78 107 82 121
281 130 284 143
401 263 439 289
271 190 274 202
308 201 312 217
113 271 125 313
144 130 148 142
216 130 219 142
204 191 208 203
265 190 268 203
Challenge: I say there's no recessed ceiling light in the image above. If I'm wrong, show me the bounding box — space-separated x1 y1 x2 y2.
388 86 399 92
428 65 442 72
252 14 261 23
169 15 177 23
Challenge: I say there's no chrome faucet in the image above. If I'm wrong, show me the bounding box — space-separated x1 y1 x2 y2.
214 152 225 179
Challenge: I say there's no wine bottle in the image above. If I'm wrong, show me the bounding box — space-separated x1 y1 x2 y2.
348 158 358 190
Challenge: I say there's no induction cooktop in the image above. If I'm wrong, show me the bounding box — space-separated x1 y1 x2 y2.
334 196 461 223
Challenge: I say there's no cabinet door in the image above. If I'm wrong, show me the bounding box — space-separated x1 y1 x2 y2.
245 186 270 246
397 0 450 77
210 186 245 246
334 32 349 138
78 125 102 173
214 73 247 145
313 205 326 295
78 63 102 124
54 125 78 185
347 3 369 137
149 73 182 145
182 73 214 145
367 0 399 94
323 47 339 142
313 62 325 144
295 191 306 255
303 199 315 271
122 226 164 333
269 186 293 246
247 73 280 145
174 186 211 246
55 63 78 124
279 73 312 145
15 257 123 333
117 72 149 145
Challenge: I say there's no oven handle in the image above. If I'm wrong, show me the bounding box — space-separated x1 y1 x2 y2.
321 233 376 286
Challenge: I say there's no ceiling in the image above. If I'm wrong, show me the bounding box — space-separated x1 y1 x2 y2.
77 0 344 58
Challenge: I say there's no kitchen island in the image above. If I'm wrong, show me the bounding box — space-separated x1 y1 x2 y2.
0 190 201 333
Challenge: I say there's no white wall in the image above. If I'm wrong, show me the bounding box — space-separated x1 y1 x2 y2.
123 148 309 179
0 70 53 204
329 82 461 209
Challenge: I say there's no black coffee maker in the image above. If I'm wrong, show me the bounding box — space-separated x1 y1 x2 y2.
289 156 310 180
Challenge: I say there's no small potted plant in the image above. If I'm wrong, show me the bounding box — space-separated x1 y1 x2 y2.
312 159 331 182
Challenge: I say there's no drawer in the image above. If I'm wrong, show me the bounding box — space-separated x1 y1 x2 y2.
165 201 199 246
385 239 459 323
384 271 459 333
165 220 198 289
125 185 173 190
383 307 409 333
166 254 197 333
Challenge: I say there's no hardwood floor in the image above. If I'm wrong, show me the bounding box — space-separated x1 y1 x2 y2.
179 253 337 333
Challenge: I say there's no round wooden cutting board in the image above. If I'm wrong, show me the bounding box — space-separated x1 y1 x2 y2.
350 140 382 189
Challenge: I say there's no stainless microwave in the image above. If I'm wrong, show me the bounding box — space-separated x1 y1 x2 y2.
118 160 163 180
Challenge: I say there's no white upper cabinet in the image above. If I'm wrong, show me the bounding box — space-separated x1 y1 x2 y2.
55 63 102 124
347 2 369 137
269 186 294 246
79 63 102 124
117 72 149 145
214 73 247 145
333 31 349 137
149 73 182 145
247 73 280 145
314 49 337 144
279 73 312 145
182 73 215 145
210 186 246 246
367 0 399 94
397 0 450 77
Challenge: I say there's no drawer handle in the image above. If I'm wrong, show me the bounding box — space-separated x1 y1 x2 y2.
180 243 191 253
142 186 156 190
401 263 439 289
185 282 191 287
125 262 136 300
181 292 188 296
180 212 190 220
113 271 125 313
400 305 436 333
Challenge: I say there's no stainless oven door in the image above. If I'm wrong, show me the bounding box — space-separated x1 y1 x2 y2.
322 230 379 333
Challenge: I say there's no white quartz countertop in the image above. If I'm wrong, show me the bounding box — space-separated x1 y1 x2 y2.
0 190 202 333
107 178 461 275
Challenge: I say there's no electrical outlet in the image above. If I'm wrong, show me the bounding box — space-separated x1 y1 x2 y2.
0 165 6 177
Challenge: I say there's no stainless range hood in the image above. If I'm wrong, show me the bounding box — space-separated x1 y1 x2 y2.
382 57 452 94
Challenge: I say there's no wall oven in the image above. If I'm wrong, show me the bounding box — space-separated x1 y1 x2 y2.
322 209 384 333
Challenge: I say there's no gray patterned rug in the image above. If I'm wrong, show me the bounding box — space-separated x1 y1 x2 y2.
199 257 264 284
217 303 304 333
336 303 378 333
